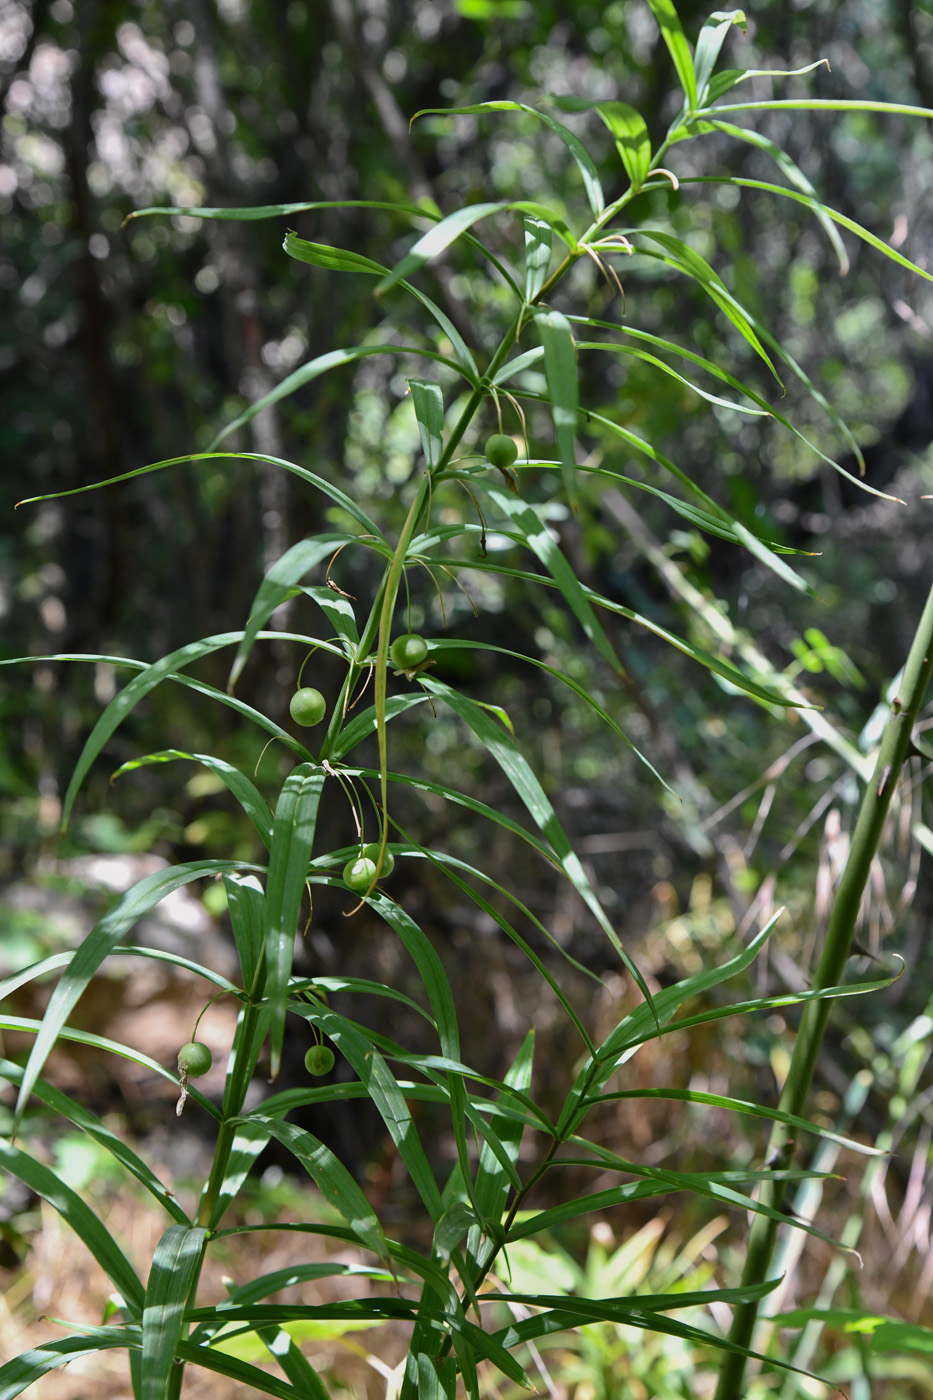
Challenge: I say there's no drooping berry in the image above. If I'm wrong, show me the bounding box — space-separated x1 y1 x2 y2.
305 1044 336 1076
343 856 378 892
289 687 327 726
389 634 428 671
177 1041 212 1077
485 434 519 469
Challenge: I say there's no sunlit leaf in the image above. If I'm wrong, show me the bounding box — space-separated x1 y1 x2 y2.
534 308 579 508
264 763 326 1078
413 102 605 218
409 378 446 469
644 0 698 110
141 1225 208 1400
0 1141 145 1315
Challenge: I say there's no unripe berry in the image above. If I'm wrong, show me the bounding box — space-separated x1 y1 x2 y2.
361 842 395 877
305 1044 335 1076
390 634 428 671
485 434 519 469
343 856 378 892
177 1041 212 1077
289 687 327 726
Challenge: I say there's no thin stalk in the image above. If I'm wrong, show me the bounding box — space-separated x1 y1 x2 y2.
714 576 933 1400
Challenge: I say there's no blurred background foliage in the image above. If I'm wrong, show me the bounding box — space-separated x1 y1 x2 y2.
3 0 933 1356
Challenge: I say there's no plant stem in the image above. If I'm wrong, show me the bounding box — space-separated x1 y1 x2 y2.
714 575 933 1400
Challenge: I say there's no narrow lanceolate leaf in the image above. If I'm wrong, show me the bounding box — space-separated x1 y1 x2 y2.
57 631 294 830
0 1333 137 1400
693 9 746 102
208 345 462 452
555 98 652 193
281 229 387 275
635 230 781 383
413 102 605 218
421 676 654 1010
199 1119 270 1232
482 485 623 677
0 1058 190 1225
224 873 266 998
534 308 579 508
124 197 442 225
523 214 552 301
644 0 698 110
702 120 848 272
0 1141 145 1316
13 861 241 1129
597 101 653 190
17 452 387 538
251 1117 390 1264
141 1225 208 1400
265 764 326 1079
112 751 273 849
409 378 445 470
308 1005 446 1223
377 202 508 295
558 914 780 1132
466 1031 534 1280
228 535 363 692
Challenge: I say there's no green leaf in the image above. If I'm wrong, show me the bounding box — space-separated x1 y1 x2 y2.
16 452 385 537
0 1058 190 1224
534 308 579 508
693 10 746 101
409 378 446 469
421 675 653 1009
207 346 464 453
0 1013 223 1121
125 197 441 225
223 873 266 999
51 633 293 831
575 338 769 418
141 1225 208 1400
572 313 871 504
12 861 241 1128
0 1333 137 1400
265 763 326 1078
328 690 434 758
300 1003 446 1222
251 1117 390 1263
644 0 698 110
597 101 653 190
377 201 508 294
202 1122 271 1233
282 228 387 275
465 1031 534 1280
481 486 621 676
775 1309 933 1355
0 1141 145 1315
175 1338 317 1400
522 214 552 300
555 98 652 192
413 102 605 218
702 119 848 272
112 750 273 849
635 230 781 383
229 535 366 692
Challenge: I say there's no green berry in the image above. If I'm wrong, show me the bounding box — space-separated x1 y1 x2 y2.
362 842 395 877
177 1041 212 1077
305 1044 336 1076
343 856 378 892
289 687 327 726
390 633 429 671
485 434 519 469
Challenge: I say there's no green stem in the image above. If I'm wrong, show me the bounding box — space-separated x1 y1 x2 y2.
714 575 933 1400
